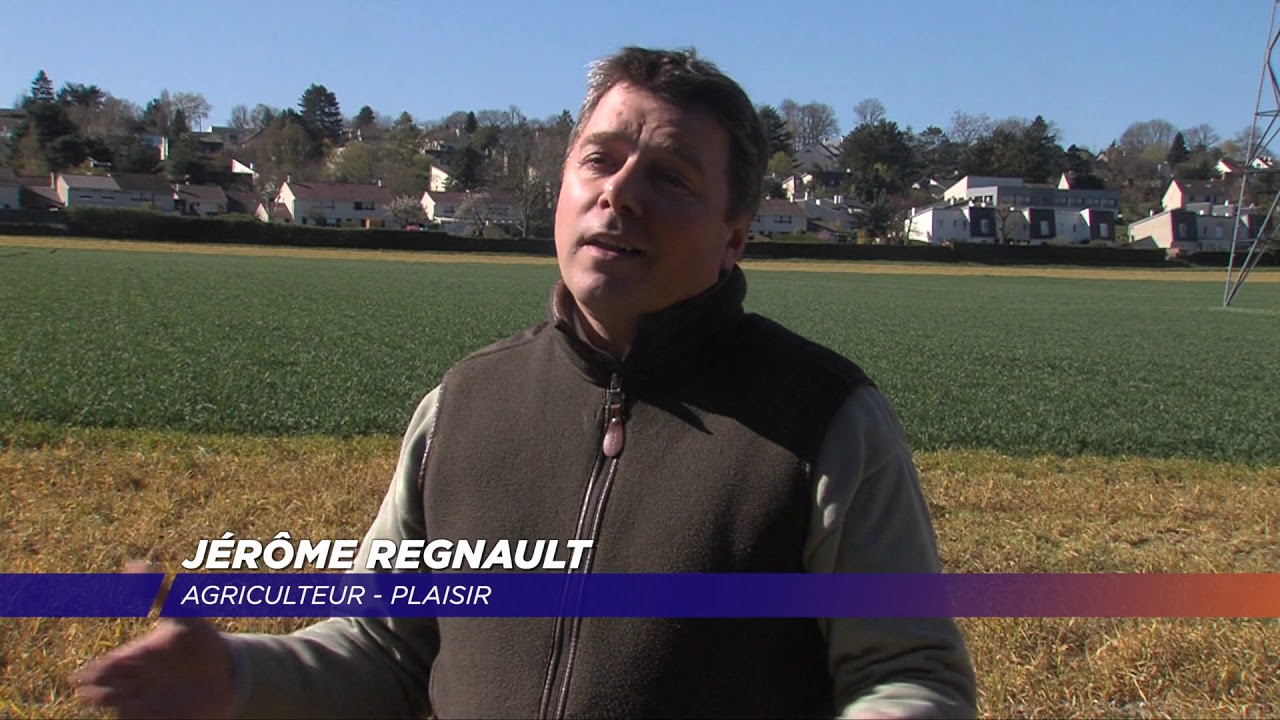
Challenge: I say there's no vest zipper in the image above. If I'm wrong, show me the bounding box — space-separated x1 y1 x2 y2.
538 372 625 719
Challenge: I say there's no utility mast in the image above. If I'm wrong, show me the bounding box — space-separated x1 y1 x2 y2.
1224 0 1280 306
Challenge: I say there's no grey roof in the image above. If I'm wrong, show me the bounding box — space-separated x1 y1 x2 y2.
61 174 121 190
0 167 17 184
112 173 173 193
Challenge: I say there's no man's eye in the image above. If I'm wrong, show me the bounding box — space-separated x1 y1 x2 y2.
658 172 691 191
581 153 612 169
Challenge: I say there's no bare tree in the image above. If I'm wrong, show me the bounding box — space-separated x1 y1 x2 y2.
228 104 253 129
171 92 212 131
948 110 993 145
1118 119 1178 154
853 98 886 126
780 99 839 150
1182 123 1221 153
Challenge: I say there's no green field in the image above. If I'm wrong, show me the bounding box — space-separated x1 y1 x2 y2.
1 244 1278 461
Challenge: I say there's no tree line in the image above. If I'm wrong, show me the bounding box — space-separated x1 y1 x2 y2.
3 71 1271 240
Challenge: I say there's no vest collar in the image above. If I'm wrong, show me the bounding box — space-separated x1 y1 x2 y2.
550 266 748 387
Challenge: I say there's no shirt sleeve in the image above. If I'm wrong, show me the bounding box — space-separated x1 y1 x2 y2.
225 387 443 720
804 385 978 719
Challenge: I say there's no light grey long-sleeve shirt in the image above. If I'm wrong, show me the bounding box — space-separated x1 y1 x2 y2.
227 384 976 719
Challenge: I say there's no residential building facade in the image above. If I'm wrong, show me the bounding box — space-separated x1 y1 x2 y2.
277 180 397 227
750 199 806 236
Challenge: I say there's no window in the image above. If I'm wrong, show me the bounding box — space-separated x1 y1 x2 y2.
1177 223 1187 239
1103 199 1116 207
1100 224 1110 238
1216 226 1224 239
779 215 791 224
1040 221 1050 235
354 201 363 211
980 219 990 233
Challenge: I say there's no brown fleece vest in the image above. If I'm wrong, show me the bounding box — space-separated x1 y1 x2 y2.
419 268 870 719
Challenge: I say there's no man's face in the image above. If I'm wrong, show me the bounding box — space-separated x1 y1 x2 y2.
554 83 747 329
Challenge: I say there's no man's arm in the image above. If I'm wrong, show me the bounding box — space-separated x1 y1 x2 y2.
227 387 443 720
805 385 977 719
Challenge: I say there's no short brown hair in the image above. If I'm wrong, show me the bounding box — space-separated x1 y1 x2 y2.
569 47 768 222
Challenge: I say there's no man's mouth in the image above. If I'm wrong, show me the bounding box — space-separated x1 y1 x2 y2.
584 238 645 256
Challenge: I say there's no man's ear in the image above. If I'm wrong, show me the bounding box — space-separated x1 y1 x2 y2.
721 218 749 270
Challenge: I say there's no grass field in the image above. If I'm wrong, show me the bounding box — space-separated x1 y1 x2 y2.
2 238 1277 461
1 236 1278 718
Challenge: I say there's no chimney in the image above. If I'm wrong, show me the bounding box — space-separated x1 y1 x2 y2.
286 174 292 184
376 177 383 188
49 171 56 188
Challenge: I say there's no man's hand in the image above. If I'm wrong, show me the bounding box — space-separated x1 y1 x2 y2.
73 562 237 720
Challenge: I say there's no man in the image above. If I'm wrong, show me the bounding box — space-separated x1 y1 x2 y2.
76 47 976 719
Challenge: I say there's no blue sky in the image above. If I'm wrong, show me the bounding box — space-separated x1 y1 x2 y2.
0 0 1272 151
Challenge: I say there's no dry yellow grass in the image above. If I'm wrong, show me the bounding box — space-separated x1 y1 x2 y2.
3 233 1276 282
2 429 1277 718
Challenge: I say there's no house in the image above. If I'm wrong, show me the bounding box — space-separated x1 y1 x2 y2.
1127 203 1264 252
429 165 453 192
421 190 519 234
0 108 26 152
943 175 1120 211
0 167 20 210
904 201 1115 245
175 183 229 217
55 173 174 211
782 170 849 201
207 126 253 147
1219 156 1276 176
1127 209 1204 251
113 173 177 212
791 140 841 173
1162 179 1230 212
750 199 806 236
17 175 63 211
277 179 397 227
225 190 264 218
794 197 860 233
137 134 170 162
230 158 260 181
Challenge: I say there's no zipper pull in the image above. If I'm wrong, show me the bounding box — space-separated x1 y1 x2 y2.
602 375 625 458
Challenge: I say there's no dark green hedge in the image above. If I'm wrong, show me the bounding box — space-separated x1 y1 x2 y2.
50 207 556 255
6 207 1267 268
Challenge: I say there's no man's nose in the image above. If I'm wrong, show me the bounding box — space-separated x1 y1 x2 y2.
599 161 644 217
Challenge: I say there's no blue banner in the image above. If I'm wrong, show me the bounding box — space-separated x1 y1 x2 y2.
0 574 164 617
4 573 1278 618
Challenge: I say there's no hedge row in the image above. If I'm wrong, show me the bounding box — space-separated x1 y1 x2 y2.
3 208 557 255
0 208 1271 267
743 240 1173 266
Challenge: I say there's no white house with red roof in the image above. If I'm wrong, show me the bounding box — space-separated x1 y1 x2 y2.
276 179 397 228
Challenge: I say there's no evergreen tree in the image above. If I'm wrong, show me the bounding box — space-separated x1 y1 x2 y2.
447 146 484 191
839 119 915 201
464 111 478 135
29 70 55 105
168 108 190 139
353 105 377 131
1167 131 1190 167
757 105 793 159
1019 115 1063 184
298 84 343 143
